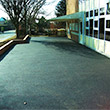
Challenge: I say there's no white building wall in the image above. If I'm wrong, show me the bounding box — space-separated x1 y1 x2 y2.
78 0 110 58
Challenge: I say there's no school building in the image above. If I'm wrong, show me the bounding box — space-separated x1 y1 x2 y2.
50 0 110 57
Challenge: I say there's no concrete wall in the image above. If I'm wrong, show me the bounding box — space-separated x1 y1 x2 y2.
0 35 30 56
66 0 79 15
66 0 79 42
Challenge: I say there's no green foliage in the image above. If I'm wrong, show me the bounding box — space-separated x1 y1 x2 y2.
55 0 66 17
0 19 15 32
5 20 15 30
55 0 66 29
37 16 50 33
0 0 46 38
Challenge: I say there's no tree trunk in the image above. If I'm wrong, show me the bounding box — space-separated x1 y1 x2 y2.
16 25 19 39
24 0 27 36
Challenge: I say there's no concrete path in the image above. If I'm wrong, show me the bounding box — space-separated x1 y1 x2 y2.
0 36 110 110
0 30 16 42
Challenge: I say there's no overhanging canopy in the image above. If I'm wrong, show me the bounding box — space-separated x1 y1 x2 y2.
49 12 85 22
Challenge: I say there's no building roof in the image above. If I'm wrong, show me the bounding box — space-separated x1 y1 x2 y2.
49 12 85 22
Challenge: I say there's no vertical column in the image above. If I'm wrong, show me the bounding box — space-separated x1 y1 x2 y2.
104 1 107 52
92 0 95 49
98 0 100 50
82 12 85 44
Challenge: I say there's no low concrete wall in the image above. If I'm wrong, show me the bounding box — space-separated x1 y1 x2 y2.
0 35 30 56
79 35 110 58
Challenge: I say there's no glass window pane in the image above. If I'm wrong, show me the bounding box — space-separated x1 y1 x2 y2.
106 31 110 41
75 23 79 31
80 22 82 34
86 12 89 17
107 2 110 15
100 8 105 15
69 24 72 30
90 10 93 17
90 19 93 37
99 18 104 39
86 21 89 27
94 30 98 38
95 21 98 27
86 29 89 36
94 9 98 16
106 20 110 28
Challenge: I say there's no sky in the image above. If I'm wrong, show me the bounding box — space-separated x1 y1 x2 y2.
0 0 60 20
41 0 60 19
0 5 9 19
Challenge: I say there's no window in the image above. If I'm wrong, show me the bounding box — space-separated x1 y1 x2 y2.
107 2 110 15
86 12 89 17
90 10 93 17
86 21 89 27
69 24 72 30
70 23 79 32
90 19 93 37
106 20 110 28
86 29 89 36
71 23 74 30
75 23 79 31
94 9 98 16
95 21 98 27
94 30 98 38
100 8 105 15
80 22 82 34
106 31 110 41
99 18 104 39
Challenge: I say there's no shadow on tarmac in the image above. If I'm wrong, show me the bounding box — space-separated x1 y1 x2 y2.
0 45 15 62
31 39 106 59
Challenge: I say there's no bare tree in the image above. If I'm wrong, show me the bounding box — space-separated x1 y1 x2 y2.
0 0 46 38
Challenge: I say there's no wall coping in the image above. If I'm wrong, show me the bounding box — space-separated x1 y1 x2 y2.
0 35 30 56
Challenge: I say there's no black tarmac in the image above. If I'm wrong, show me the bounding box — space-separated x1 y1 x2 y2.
0 37 110 110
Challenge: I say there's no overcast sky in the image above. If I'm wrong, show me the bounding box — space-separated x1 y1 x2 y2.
0 0 60 20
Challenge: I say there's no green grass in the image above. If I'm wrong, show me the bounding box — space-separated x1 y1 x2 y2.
0 35 16 47
2 35 16 42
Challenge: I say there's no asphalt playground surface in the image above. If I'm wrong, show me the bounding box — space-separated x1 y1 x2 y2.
0 36 110 110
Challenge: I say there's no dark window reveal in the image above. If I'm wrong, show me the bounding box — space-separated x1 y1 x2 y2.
86 12 89 17
100 8 105 15
90 19 93 37
80 22 82 34
106 20 110 28
86 21 89 27
94 30 98 38
94 9 98 16
106 31 110 41
95 21 98 27
90 10 93 17
107 2 110 14
86 29 89 36
99 18 104 39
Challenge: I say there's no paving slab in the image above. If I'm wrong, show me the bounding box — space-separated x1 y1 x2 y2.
0 36 110 110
